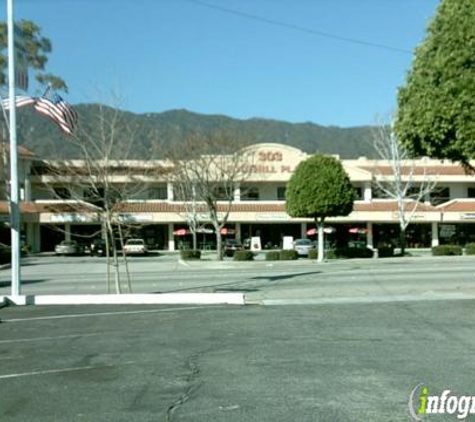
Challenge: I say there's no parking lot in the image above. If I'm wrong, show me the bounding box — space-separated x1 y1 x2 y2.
1 255 475 421
2 298 475 421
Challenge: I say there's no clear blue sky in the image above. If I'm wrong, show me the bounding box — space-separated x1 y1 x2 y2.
4 0 440 127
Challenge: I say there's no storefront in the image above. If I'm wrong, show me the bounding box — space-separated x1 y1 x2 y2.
3 143 475 252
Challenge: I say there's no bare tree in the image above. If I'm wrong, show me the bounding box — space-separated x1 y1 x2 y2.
168 131 255 259
37 100 167 293
372 122 437 255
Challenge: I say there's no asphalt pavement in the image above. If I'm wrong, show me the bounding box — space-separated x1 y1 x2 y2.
1 299 474 421
1 254 475 421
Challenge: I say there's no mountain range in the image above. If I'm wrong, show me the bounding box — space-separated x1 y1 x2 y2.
12 105 377 160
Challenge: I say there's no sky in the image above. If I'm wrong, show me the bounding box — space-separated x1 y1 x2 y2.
3 0 441 127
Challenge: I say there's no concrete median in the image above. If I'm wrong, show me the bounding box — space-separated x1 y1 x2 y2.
0 292 246 306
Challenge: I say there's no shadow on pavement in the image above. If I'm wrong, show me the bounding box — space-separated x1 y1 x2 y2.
250 271 321 282
0 279 48 288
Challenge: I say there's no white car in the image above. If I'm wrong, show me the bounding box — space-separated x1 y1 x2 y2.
123 239 148 255
293 238 315 257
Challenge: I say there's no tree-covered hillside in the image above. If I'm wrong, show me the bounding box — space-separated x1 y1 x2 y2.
12 105 376 159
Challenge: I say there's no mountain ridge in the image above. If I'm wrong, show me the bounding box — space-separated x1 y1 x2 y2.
13 105 376 160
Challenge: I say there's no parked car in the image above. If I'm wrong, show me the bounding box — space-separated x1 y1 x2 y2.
54 240 85 256
90 239 110 257
123 238 148 255
293 238 315 257
223 239 243 257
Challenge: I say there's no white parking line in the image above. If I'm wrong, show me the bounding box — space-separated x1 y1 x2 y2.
0 361 137 380
0 332 108 344
2 305 221 322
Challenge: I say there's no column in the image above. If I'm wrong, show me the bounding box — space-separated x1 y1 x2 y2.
234 184 241 202
167 182 174 201
24 176 31 201
366 222 374 249
363 182 372 201
235 223 241 242
301 222 307 239
168 223 175 251
65 224 71 241
431 222 439 247
26 222 40 253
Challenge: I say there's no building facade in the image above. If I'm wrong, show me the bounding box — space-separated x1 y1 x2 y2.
2 142 475 252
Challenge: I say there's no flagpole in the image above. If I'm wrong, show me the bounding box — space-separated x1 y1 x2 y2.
7 0 21 297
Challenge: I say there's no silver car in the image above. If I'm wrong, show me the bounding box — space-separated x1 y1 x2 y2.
54 240 84 256
293 238 315 256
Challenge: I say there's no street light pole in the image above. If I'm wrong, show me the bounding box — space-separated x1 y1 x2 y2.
7 0 21 297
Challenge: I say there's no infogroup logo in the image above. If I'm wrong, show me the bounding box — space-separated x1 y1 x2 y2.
409 384 475 420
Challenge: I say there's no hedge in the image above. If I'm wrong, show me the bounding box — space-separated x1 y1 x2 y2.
377 247 394 258
180 249 201 260
308 249 319 260
279 250 299 260
465 243 475 255
309 248 373 260
265 251 280 261
233 251 254 261
432 245 463 256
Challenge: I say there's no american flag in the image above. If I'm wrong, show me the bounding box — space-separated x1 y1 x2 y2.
1 95 36 110
34 90 79 136
1 90 78 136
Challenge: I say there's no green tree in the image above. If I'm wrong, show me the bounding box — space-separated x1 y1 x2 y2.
395 0 475 166
0 19 66 91
285 154 356 262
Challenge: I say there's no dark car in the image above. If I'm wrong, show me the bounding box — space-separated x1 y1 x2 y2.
90 239 110 257
223 239 243 257
0 242 11 264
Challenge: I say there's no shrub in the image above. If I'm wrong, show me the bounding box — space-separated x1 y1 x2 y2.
180 249 201 260
233 251 254 261
465 243 475 255
377 247 394 258
325 249 337 259
432 245 462 256
279 249 299 260
308 249 319 260
333 247 373 259
265 251 280 261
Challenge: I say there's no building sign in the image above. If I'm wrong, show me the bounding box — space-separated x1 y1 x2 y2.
461 213 475 220
256 214 290 221
391 212 425 220
242 148 298 175
118 213 154 223
50 214 93 223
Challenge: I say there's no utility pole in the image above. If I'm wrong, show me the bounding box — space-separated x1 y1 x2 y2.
7 0 21 297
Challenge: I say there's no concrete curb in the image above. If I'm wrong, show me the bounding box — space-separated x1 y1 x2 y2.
0 293 245 306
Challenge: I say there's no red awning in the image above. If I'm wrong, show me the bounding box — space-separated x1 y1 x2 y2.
173 228 189 236
349 227 369 234
220 228 236 235
306 227 335 235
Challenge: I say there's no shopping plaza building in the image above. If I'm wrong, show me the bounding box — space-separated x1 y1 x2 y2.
2 142 475 252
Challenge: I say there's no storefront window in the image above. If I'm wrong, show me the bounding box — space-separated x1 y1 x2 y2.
241 186 260 200
430 187 450 205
